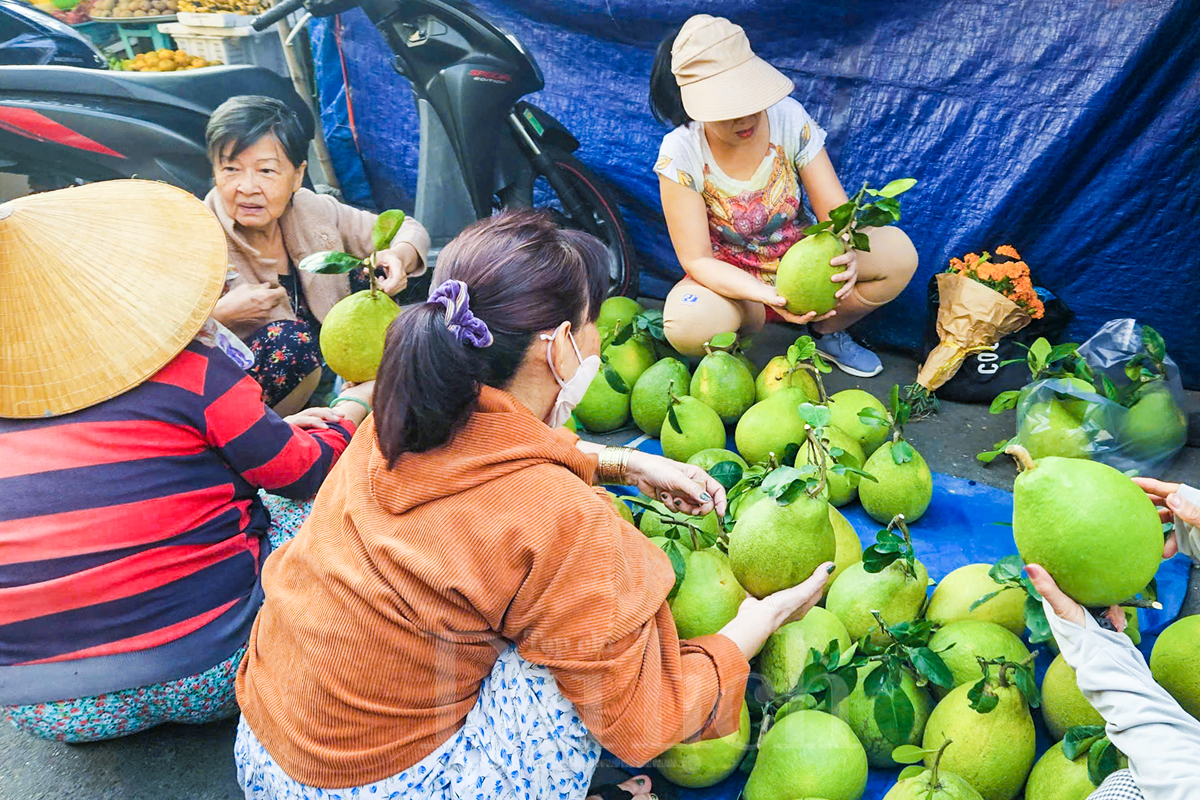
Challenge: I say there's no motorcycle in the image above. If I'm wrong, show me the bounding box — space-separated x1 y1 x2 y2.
0 0 637 294
0 0 106 69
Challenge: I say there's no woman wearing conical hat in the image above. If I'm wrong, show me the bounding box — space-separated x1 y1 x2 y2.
0 181 371 742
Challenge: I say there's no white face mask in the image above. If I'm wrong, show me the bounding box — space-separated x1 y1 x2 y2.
541 325 601 428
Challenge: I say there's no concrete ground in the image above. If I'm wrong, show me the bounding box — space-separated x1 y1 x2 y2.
3 322 1197 800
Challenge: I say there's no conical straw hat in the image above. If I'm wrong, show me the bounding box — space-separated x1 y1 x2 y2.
0 180 227 418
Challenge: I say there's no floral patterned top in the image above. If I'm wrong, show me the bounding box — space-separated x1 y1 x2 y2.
654 97 827 281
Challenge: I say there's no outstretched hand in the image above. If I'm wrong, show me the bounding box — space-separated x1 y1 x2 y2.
1026 564 1125 633
764 291 837 326
1132 477 1199 559
625 451 727 517
719 562 834 660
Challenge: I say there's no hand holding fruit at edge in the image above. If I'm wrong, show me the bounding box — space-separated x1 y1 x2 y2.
761 285 837 326
1025 564 1126 633
830 234 859 300
372 244 422 295
625 450 726 518
719 561 834 661
1132 477 1200 559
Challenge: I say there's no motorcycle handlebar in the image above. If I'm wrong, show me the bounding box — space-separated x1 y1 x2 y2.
252 0 305 31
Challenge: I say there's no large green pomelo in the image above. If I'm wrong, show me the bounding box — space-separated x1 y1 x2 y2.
1041 654 1103 740
827 389 890 457
574 370 629 433
756 355 819 402
687 448 748 473
859 442 933 524
744 710 868 800
927 621 1031 696
661 396 725 462
846 664 933 767
1012 455 1162 606
734 388 810 466
1024 741 1106 800
630 357 691 436
922 683 1035 800
728 493 834 599
882 768 984 799
825 559 928 646
926 564 1026 636
827 506 863 596
1150 614 1200 719
655 702 750 788
691 351 756 425
1122 389 1187 460
669 548 745 639
796 425 866 507
319 289 401 382
604 335 656 391
640 503 720 541
776 231 847 316
596 296 644 336
759 607 851 695
1019 401 1092 460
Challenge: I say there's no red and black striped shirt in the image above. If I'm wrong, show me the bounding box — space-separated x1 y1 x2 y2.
0 342 355 705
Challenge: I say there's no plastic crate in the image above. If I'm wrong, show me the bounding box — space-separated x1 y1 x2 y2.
176 11 253 27
157 21 286 75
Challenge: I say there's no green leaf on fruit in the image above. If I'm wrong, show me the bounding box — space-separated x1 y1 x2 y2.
891 440 915 465
859 408 889 427
1087 738 1124 787
891 745 929 766
976 438 1011 463
1014 665 1041 708
298 250 364 275
707 461 744 492
370 209 406 252
708 331 738 350
1063 725 1106 760
856 205 895 231
812 351 833 373
989 555 1024 583
910 647 954 688
969 589 1005 612
989 390 1020 415
1028 337 1053 373
603 363 629 394
797 402 832 430
829 203 855 234
879 178 917 197
637 309 666 341
803 219 835 236
967 679 999 714
864 662 889 698
1025 594 1054 644
850 230 872 252
780 442 802 468
667 404 682 435
898 765 928 781
1142 325 1167 364
1100 374 1122 403
875 689 916 745
665 540 686 600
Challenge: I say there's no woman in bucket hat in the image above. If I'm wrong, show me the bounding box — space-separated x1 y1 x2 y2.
0 180 371 743
650 14 919 377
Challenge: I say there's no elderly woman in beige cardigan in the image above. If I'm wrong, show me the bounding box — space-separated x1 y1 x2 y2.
204 95 430 415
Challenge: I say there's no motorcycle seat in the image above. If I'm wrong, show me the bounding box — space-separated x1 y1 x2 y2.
0 64 314 140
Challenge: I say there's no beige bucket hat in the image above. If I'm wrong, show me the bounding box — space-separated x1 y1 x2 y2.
0 180 227 419
671 14 794 122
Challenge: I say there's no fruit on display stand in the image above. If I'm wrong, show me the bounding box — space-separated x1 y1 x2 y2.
883 765 983 800
846 663 933 768
685 447 746 473
117 48 219 70
728 489 834 599
826 389 891 457
667 548 744 640
925 563 1026 636
795 424 866 507
1150 614 1200 719
690 348 755 425
743 709 869 800
734 387 810 466
90 0 177 16
827 505 862 594
860 440 933 524
825 556 928 647
603 333 656 392
574 369 630 433
629 357 690 436
1009 449 1162 607
1040 654 1104 740
660 394 725 463
926 621 1031 696
1024 740 1114 800
596 295 644 343
776 231 847 316
178 0 271 13
755 354 818 402
758 606 851 696
654 702 751 789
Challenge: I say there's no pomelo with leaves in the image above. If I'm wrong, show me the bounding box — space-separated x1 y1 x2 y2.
654 701 751 788
596 295 644 341
660 391 725 463
1041 654 1104 741
859 386 933 524
925 563 1026 636
828 388 891 457
686 448 747 473
690 332 756 425
573 360 630 433
630 357 691 436
743 709 868 800
756 354 819 402
927 621 1031 697
759 607 852 696
1025 727 1126 800
885 740 984 800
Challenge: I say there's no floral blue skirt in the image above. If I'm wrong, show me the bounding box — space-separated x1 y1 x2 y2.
235 647 602 800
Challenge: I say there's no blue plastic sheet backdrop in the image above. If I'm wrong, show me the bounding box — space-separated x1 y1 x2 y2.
309 0 1200 388
612 436 1189 799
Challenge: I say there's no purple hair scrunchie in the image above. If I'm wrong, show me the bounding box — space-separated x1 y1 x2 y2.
427 279 494 348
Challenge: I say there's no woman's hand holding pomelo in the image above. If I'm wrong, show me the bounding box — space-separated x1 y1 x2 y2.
830 244 858 300
627 451 726 517
373 246 419 295
1132 477 1200 559
1026 564 1126 632
762 288 837 325
719 562 834 660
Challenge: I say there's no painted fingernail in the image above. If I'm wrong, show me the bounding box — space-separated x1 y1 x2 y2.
827 564 837 574
700 492 712 502
674 499 682 507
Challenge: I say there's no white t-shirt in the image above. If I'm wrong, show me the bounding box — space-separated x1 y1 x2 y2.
653 97 828 277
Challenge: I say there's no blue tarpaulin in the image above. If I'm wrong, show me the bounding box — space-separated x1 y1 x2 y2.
309 0 1200 388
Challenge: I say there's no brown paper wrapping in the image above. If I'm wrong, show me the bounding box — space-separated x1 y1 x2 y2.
916 272 1033 391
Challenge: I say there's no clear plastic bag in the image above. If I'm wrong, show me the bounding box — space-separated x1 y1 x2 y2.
1014 320 1187 474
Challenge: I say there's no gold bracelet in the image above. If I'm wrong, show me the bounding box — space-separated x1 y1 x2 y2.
597 446 631 485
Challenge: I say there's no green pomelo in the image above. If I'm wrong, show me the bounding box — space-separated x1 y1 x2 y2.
776 231 847 316
796 425 866 507
639 499 720 541
687 448 748 473
574 370 630 433
744 710 868 800
1012 455 1163 606
847 664 933 767
729 493 835 599
731 485 767 521
596 295 644 335
922 683 1036 800
1060 377 1098 420
603 335 656 391
648 535 692 552
670 548 745 639
759 607 851 695
1024 741 1106 800
319 289 402 382
691 351 756 425
882 769 984 800
563 413 579 432
661 396 725 462
1041 654 1103 740
859 442 933 525
1122 389 1187 460
606 491 634 525
756 355 819 402
925 564 1026 636
827 506 863 597
927 621 1031 696
827 389 890 457
825 559 929 646
1150 614 1200 719
655 702 750 788
630 357 691 436
734 388 810 466
1019 401 1092 460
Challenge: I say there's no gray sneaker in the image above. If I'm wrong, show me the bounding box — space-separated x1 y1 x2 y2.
815 330 883 378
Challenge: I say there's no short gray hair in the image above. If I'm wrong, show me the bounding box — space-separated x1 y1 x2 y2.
206 95 308 168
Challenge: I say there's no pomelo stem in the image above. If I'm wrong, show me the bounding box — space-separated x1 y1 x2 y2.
366 252 379 297
929 738 952 788
803 425 829 499
1004 444 1036 472
689 527 700 551
794 362 829 404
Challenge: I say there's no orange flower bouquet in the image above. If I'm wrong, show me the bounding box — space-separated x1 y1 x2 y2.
909 246 1043 412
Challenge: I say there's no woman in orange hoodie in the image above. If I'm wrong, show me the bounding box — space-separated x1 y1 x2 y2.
233 211 833 800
